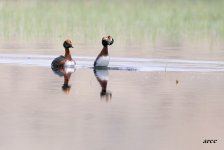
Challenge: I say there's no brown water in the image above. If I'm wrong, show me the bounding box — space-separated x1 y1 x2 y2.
1 43 224 150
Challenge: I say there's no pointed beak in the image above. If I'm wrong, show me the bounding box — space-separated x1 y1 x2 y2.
109 38 114 45
71 45 74 48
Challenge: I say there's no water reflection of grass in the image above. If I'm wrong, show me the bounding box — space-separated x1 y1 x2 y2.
0 0 223 44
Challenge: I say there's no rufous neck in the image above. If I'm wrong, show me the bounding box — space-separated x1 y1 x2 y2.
65 48 72 60
102 46 108 55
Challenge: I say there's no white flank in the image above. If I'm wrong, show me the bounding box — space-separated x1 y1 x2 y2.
64 60 75 67
95 56 110 67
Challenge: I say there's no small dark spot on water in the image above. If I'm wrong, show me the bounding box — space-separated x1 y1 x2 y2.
176 80 179 85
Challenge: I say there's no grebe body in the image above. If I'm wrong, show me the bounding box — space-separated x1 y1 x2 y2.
51 39 75 70
94 56 110 67
94 36 114 68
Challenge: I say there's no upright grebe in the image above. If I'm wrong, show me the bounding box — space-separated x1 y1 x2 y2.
51 39 75 69
94 36 114 67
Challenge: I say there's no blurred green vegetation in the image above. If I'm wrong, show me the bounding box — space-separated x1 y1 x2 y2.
0 0 224 44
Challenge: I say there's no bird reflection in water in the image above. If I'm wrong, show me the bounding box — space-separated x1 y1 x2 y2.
51 67 75 94
94 69 112 101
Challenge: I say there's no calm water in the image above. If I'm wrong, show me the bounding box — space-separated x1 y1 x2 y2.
1 43 224 150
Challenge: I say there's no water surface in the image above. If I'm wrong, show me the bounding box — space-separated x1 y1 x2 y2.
0 63 224 150
0 42 224 150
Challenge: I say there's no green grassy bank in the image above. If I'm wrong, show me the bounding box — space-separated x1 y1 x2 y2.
0 0 224 44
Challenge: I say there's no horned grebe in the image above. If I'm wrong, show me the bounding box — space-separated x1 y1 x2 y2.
94 36 114 67
51 39 75 70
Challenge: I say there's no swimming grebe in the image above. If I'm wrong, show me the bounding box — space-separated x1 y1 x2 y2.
51 39 75 69
94 35 114 67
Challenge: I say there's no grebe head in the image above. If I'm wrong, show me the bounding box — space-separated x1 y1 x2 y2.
63 39 73 49
102 35 114 47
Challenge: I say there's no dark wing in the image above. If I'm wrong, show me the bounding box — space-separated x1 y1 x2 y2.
51 55 65 69
94 57 99 67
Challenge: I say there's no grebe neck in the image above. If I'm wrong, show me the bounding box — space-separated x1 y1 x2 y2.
65 48 72 60
102 46 108 55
